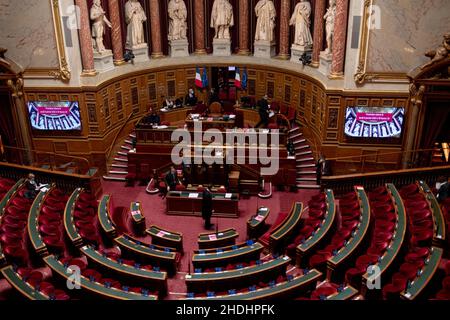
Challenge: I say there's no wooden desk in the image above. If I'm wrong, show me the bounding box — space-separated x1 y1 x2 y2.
198 228 239 249
114 235 178 275
192 241 264 269
27 189 50 257
98 195 117 238
185 269 322 300
166 191 239 218
247 207 270 239
80 245 168 296
146 225 183 251
186 256 291 293
269 202 304 254
44 255 157 300
186 117 236 130
1 266 51 300
64 188 84 247
130 201 146 235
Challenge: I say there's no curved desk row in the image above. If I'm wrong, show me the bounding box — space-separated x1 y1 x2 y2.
185 256 291 293
186 269 322 300
418 181 446 247
401 246 443 300
325 285 359 300
296 189 337 266
146 225 183 251
0 179 25 216
114 235 179 275
28 188 53 257
43 255 157 300
198 228 239 249
269 202 304 253
1 266 51 300
192 241 264 269
64 188 84 247
327 186 371 282
361 183 407 297
98 194 117 238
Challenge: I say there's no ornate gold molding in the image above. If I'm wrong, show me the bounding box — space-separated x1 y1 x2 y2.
24 0 71 82
354 0 408 85
7 76 24 98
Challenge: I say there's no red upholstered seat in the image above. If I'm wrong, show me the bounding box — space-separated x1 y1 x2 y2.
305 218 322 230
342 220 359 230
5 205 26 216
311 286 337 299
1 224 24 234
43 235 65 249
39 224 61 237
341 192 357 201
79 192 95 203
411 230 433 246
298 225 314 237
371 186 387 195
2 215 27 227
69 258 88 271
38 282 55 296
400 184 419 195
345 267 366 285
374 232 393 242
1 233 23 244
341 211 360 221
310 201 326 210
41 206 61 219
392 273 408 290
355 254 379 269
38 215 62 226
309 253 331 268
79 229 99 243
175 184 186 191
308 209 325 219
406 201 429 211
311 193 326 202
399 263 419 281
260 212 289 244
73 210 94 220
382 283 403 300
375 220 396 232
4 246 27 260
82 269 102 281
340 200 359 211
373 211 396 222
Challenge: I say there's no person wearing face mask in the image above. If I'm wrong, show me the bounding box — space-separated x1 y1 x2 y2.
185 88 198 107
436 176 450 203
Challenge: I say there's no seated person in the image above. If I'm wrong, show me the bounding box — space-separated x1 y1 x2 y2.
143 109 161 125
24 173 38 199
436 176 450 203
185 88 198 107
162 96 175 109
175 98 183 108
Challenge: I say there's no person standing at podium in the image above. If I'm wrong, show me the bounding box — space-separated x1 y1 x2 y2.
256 95 270 128
202 186 214 230
165 166 180 194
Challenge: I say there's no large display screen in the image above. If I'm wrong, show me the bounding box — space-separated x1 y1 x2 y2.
344 106 405 139
27 101 82 131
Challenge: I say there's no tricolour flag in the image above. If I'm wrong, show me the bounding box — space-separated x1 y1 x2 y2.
195 67 203 88
235 67 242 89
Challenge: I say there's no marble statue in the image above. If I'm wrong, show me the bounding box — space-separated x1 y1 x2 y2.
168 0 188 41
254 0 276 42
289 0 313 48
210 0 234 40
125 0 147 48
323 0 336 55
90 0 112 53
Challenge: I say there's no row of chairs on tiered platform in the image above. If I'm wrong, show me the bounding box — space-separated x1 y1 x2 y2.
382 183 436 299
72 191 101 244
308 191 362 271
286 193 327 256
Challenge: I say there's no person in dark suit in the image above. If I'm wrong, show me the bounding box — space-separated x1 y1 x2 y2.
436 176 450 203
144 109 160 125
165 166 179 192
208 88 220 106
185 88 198 106
24 173 38 199
255 95 270 128
202 186 214 230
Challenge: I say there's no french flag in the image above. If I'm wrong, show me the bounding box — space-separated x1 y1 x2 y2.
235 67 242 89
195 67 203 88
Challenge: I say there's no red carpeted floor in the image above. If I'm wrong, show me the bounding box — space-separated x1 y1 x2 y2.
102 181 318 298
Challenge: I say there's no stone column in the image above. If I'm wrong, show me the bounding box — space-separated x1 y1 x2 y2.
75 0 96 75
148 0 164 58
237 0 250 55
278 0 291 59
330 0 349 77
108 0 125 65
311 0 326 67
194 0 206 54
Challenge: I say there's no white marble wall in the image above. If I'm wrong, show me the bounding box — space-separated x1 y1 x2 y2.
367 0 450 73
0 0 59 70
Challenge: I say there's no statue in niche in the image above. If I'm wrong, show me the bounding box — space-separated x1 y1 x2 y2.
210 0 234 40
254 0 276 42
125 0 147 48
289 0 313 48
323 0 336 55
168 0 188 41
90 0 112 53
